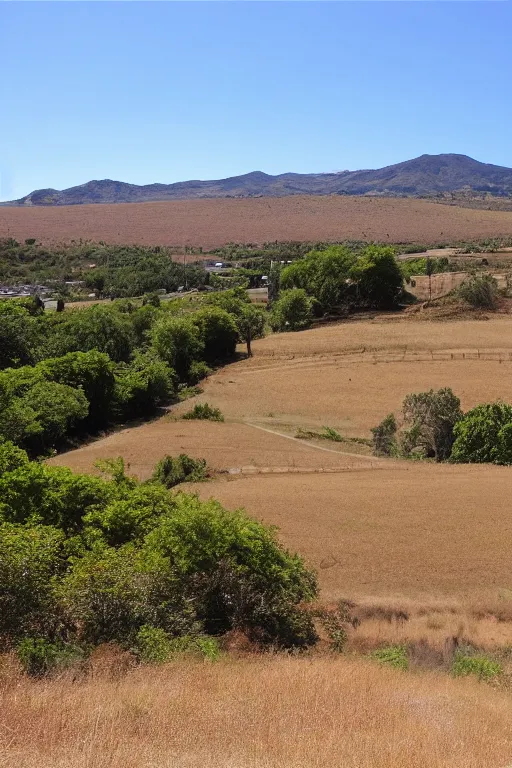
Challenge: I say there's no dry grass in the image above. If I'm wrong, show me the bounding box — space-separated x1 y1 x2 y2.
48 420 365 478
190 462 512 603
2 655 512 768
4 195 512 247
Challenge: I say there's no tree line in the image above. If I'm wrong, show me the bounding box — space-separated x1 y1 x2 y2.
0 289 265 455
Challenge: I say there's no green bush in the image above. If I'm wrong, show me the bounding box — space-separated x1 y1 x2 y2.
270 289 313 332
188 360 212 385
451 402 512 464
151 316 204 380
0 380 89 454
458 273 499 309
17 637 84 677
152 454 209 488
133 625 174 663
182 403 224 422
452 652 502 681
192 306 239 363
371 413 397 456
113 352 176 421
0 454 318 652
371 645 409 671
0 523 64 641
0 302 42 370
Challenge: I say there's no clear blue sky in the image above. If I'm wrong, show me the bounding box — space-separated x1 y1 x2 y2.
1 1 511 200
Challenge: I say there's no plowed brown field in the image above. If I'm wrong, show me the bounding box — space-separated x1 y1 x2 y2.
3 195 512 246
51 316 512 603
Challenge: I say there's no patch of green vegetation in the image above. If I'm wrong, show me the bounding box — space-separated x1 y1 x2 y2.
371 645 409 671
151 454 209 488
451 652 502 681
182 403 225 422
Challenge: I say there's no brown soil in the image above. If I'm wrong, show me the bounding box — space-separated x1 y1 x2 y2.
3 195 512 247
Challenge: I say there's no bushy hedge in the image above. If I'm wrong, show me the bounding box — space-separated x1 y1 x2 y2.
0 443 318 669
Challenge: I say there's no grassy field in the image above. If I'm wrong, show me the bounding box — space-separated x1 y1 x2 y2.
3 195 512 247
2 655 512 768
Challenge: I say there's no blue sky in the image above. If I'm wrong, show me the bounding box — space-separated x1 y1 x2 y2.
1 1 511 200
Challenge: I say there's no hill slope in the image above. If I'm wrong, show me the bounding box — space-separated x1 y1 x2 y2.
2 195 512 248
9 154 512 206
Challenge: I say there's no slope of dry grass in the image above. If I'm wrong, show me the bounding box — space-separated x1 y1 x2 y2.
3 195 512 247
2 655 512 768
191 463 512 603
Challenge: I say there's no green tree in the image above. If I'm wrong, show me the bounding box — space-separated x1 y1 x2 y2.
400 388 462 461
113 351 176 420
151 316 204 380
0 302 41 369
270 288 313 332
0 380 89 454
47 305 135 362
192 306 239 363
236 303 266 357
349 245 403 309
451 402 512 464
0 523 65 641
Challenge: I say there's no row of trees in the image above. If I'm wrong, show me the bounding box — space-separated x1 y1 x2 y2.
372 388 512 465
0 290 266 455
0 442 318 672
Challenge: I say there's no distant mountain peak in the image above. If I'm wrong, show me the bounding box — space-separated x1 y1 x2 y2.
8 154 512 206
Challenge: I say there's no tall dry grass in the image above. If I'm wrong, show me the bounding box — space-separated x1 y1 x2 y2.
2 653 512 768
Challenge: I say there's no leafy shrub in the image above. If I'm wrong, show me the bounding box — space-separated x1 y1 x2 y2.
188 360 212 385
371 645 409 671
321 426 343 442
270 288 313 332
451 402 512 464
371 413 397 456
133 625 174 663
17 637 84 677
458 273 499 309
182 403 224 422
152 454 209 488
452 651 502 680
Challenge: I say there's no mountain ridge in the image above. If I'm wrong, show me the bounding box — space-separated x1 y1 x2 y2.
7 154 512 206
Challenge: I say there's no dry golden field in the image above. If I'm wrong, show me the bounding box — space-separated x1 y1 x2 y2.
2 655 512 768
3 195 512 247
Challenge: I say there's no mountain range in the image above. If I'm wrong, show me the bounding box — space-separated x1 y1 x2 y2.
8 154 512 206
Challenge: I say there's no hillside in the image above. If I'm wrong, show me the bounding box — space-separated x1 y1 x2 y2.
8 154 512 206
2 195 512 248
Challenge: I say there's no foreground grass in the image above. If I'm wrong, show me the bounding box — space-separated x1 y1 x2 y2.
2 654 512 768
